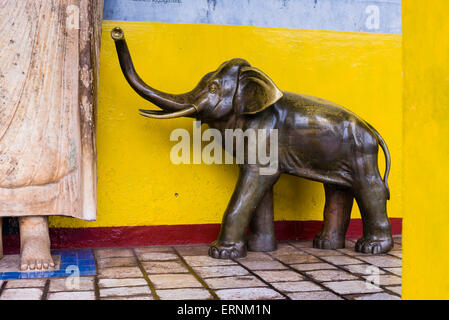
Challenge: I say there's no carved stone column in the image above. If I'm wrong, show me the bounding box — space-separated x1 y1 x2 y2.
0 0 103 220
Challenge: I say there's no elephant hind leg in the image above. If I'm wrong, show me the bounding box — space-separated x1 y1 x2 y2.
353 155 393 254
248 188 277 252
313 184 354 250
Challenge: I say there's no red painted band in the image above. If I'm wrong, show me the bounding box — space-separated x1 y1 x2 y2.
2 218 402 254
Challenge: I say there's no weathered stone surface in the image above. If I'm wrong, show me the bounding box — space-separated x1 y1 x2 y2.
193 265 249 278
0 0 103 220
98 278 148 288
288 291 343 300
204 276 266 289
271 281 323 292
305 270 358 282
98 266 143 279
290 263 338 271
0 288 43 300
47 291 96 300
5 279 46 288
239 260 287 270
49 277 95 292
157 288 213 300
183 256 237 267
323 280 382 294
215 287 285 300
143 261 189 274
100 286 151 298
253 270 304 282
95 248 134 259
148 274 203 289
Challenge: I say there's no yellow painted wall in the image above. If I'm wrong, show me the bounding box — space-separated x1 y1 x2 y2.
50 21 402 228
402 0 449 300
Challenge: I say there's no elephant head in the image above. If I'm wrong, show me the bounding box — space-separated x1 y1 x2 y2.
111 27 283 122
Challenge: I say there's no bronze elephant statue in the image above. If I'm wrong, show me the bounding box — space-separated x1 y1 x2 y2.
111 27 393 259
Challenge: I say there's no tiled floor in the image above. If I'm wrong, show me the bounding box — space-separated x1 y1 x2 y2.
0 236 402 300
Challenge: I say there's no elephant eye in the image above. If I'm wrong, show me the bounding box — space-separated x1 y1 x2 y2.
208 83 219 94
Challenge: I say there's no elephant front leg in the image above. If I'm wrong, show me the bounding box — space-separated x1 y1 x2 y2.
209 168 279 259
248 188 277 252
313 184 354 250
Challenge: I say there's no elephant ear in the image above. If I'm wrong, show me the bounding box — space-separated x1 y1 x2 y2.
235 66 283 115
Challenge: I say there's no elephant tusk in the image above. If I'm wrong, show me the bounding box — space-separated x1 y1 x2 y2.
139 105 198 119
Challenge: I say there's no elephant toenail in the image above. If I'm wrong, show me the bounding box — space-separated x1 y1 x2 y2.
220 250 230 259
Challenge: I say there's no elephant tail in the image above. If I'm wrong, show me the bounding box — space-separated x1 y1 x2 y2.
367 123 391 200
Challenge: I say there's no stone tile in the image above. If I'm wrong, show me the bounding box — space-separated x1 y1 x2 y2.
388 251 402 258
143 261 189 274
137 252 179 261
343 240 356 249
392 242 401 249
0 288 43 300
299 248 344 256
305 270 358 282
288 291 343 300
183 255 237 267
49 277 95 292
98 278 148 288
253 270 304 282
393 236 402 244
353 292 401 300
289 240 314 248
271 281 323 292
320 255 363 265
95 248 134 259
270 243 301 256
384 267 402 276
47 291 95 300
204 276 266 289
215 287 285 300
157 288 213 300
101 295 154 300
323 280 382 295
175 245 210 256
148 274 203 289
355 255 402 268
290 263 338 272
5 279 46 288
100 286 152 298
361 274 401 286
276 254 321 265
97 257 137 269
134 246 174 254
239 252 274 261
386 286 401 295
341 264 386 275
98 266 143 279
336 248 359 255
278 242 299 249
238 260 287 270
193 265 249 278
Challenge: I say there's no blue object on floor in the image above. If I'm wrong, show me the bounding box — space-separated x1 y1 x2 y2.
0 249 96 279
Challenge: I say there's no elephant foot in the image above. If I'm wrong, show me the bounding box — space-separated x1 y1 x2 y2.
313 233 345 250
248 233 277 252
355 236 394 254
209 240 247 259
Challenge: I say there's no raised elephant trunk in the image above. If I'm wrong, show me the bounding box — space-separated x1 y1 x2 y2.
111 27 198 119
